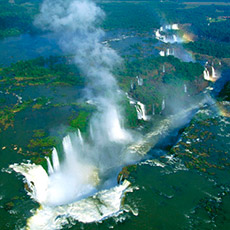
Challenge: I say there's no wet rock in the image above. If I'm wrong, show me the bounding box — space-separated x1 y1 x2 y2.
117 165 137 184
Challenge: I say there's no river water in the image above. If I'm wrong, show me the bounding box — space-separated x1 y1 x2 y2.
0 32 229 230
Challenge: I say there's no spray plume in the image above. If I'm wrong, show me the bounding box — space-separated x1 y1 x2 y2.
36 0 132 143
11 0 135 207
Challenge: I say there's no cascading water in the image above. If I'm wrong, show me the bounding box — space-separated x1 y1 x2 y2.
173 34 177 43
203 66 219 82
167 48 170 56
160 50 165 56
156 23 194 62
12 134 100 207
136 76 143 86
155 24 181 44
212 66 217 79
162 98 166 111
172 24 179 30
9 0 139 227
130 81 134 90
135 102 149 121
184 84 187 93
204 67 211 81
152 104 155 115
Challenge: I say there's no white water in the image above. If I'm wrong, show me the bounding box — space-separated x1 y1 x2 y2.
126 99 206 156
9 92 212 229
203 67 211 81
135 101 150 121
126 94 151 121
26 180 132 229
162 98 166 111
172 24 179 30
51 148 60 172
8 4 206 230
12 134 100 206
203 66 219 82
212 66 217 79
159 50 165 57
184 84 187 93
77 128 84 145
173 34 177 42
10 1 137 228
130 81 134 90
152 104 155 115
162 48 175 57
11 160 132 229
155 24 181 44
136 76 143 86
166 48 170 56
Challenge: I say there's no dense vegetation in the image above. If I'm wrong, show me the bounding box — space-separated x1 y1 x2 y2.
116 55 205 114
219 81 230 101
184 40 230 58
0 56 84 88
0 0 229 160
100 2 160 32
0 0 40 38
156 2 230 59
0 0 161 38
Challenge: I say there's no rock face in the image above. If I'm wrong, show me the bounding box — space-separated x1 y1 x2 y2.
117 165 137 184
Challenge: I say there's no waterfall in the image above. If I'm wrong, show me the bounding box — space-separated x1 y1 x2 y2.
172 24 179 30
9 0 139 227
11 134 100 207
212 66 217 79
135 102 149 121
130 81 134 90
166 48 174 56
152 104 155 115
46 147 63 175
166 48 170 56
173 35 177 43
160 50 165 56
46 156 54 175
162 98 165 111
62 135 74 162
156 23 184 44
184 84 187 93
78 129 84 146
52 148 60 172
203 66 218 82
90 124 94 140
203 68 211 81
136 76 143 86
163 65 165 73
155 29 161 38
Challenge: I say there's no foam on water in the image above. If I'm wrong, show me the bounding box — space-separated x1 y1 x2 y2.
17 170 132 229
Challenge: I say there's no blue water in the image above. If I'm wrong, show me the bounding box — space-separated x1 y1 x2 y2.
0 33 62 66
